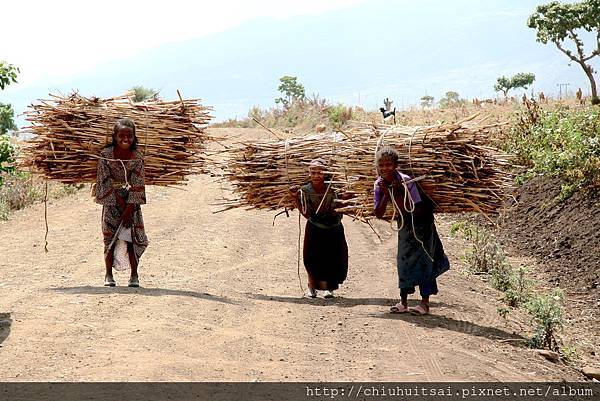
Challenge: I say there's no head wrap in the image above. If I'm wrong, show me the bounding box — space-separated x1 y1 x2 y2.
309 158 328 169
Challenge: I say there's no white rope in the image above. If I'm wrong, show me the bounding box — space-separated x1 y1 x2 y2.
299 188 308 215
387 179 434 262
314 179 333 215
89 154 136 190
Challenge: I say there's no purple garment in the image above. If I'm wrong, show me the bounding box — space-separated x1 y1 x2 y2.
373 171 421 209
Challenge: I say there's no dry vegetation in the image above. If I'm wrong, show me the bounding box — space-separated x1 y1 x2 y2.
214 117 513 221
18 93 212 186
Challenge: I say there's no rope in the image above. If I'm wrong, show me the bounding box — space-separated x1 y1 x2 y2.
299 188 308 215
314 178 333 215
89 154 138 190
104 103 110 145
387 182 434 262
143 107 149 157
284 139 291 186
407 127 419 179
297 209 304 294
44 180 49 253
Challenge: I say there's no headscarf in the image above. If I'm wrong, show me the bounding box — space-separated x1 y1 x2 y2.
309 158 328 170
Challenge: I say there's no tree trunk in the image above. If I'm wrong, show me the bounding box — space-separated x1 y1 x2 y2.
582 63 599 105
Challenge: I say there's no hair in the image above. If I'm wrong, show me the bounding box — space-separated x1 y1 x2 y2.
108 118 138 150
375 145 399 165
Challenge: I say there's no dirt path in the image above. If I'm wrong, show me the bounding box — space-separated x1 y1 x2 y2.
0 129 584 381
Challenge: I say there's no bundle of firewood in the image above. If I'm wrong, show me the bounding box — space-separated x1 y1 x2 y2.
18 92 212 186
215 117 513 220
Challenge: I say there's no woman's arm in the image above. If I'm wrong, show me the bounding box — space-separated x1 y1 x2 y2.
373 180 390 219
127 159 146 205
94 158 116 205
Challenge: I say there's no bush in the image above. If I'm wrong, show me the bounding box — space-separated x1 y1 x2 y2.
500 266 533 307
525 288 565 350
506 104 600 195
451 222 507 274
327 104 352 129
0 134 15 178
452 221 532 307
0 172 82 220
560 342 580 365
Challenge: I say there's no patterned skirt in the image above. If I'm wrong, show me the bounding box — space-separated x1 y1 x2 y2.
101 190 148 264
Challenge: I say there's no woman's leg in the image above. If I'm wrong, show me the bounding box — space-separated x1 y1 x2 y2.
104 247 115 285
128 243 138 280
410 280 438 314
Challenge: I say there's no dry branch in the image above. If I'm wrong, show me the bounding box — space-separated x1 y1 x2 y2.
18 92 213 186
214 118 514 220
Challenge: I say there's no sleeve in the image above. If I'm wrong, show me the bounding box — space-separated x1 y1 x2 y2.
95 158 116 205
127 159 146 205
373 178 385 210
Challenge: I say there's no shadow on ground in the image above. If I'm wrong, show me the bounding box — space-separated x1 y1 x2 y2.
0 312 12 346
51 286 238 305
374 311 527 346
247 293 454 309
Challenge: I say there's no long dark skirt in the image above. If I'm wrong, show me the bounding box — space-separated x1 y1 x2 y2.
303 221 348 291
396 211 449 294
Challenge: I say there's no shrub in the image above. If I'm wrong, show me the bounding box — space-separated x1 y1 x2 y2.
452 221 532 307
327 104 352 129
506 104 600 195
525 288 565 350
451 222 507 274
0 172 82 220
0 134 15 178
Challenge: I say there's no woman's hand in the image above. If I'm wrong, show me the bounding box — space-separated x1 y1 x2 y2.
338 190 353 200
289 185 300 197
378 181 390 197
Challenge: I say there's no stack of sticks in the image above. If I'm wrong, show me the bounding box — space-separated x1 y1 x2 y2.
215 117 514 220
18 92 212 186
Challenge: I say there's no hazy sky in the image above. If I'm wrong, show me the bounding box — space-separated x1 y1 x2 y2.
2 0 365 87
2 0 596 124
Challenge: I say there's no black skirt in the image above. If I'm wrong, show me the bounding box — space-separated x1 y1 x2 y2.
303 221 349 290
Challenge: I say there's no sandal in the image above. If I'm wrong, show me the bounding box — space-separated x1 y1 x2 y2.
390 303 409 313
408 304 429 316
128 277 139 288
104 277 116 287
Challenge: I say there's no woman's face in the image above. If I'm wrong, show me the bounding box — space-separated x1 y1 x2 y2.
377 157 397 182
115 127 134 151
309 166 325 186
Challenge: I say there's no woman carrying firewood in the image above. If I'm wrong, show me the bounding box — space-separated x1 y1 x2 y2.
95 118 149 287
373 146 449 315
289 158 348 298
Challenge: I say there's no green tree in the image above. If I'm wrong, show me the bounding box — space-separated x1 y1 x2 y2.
0 61 19 90
528 0 600 105
420 95 434 108
439 91 465 108
275 76 305 108
494 73 536 97
129 86 158 102
0 103 17 136
0 134 15 176
0 61 19 176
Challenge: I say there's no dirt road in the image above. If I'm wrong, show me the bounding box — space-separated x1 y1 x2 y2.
0 129 583 381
